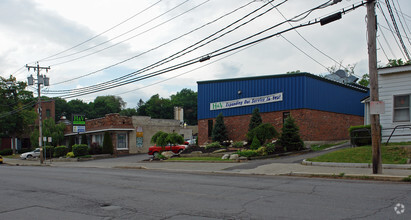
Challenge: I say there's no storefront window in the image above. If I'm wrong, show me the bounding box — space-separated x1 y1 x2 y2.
117 133 127 149
393 95 410 122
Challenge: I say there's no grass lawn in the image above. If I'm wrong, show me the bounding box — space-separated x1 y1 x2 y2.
310 141 347 151
307 144 411 164
167 157 230 162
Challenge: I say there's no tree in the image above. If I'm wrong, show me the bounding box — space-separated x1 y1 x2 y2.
170 88 198 125
212 113 228 143
358 74 369 87
89 96 125 119
54 97 69 121
144 94 173 119
0 75 36 152
277 116 304 152
327 63 356 75
151 131 169 150
166 132 184 147
386 58 411 67
246 123 278 145
30 118 66 148
248 108 262 131
102 131 113 154
119 108 138 117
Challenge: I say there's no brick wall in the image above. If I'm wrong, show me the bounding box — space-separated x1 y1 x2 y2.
198 109 363 145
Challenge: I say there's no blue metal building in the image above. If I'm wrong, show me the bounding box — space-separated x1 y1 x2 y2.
197 73 369 144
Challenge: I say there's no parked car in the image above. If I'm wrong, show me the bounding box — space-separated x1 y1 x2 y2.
148 145 186 157
20 148 40 159
0 155 3 164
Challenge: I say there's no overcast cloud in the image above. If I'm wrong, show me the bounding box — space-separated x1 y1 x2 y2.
1 0 410 108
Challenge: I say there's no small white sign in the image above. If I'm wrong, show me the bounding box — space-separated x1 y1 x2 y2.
370 101 385 115
48 137 52 143
73 126 86 133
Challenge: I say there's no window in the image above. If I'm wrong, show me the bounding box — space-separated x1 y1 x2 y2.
46 109 51 118
393 95 410 122
283 112 290 124
208 120 213 137
117 133 127 149
94 134 103 146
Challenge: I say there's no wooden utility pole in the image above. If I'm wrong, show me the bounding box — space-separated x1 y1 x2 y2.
366 0 382 174
26 62 50 164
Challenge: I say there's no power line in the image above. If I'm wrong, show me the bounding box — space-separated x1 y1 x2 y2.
51 1 366 99
45 0 194 64
377 24 397 58
47 0 285 93
37 0 164 63
377 2 408 59
384 0 410 60
52 0 256 86
391 0 411 46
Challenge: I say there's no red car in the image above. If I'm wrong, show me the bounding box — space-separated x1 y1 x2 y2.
148 145 186 157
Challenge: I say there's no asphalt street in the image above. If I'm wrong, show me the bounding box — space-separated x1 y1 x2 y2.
0 165 410 219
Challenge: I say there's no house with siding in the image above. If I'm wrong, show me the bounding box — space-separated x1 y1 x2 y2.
371 65 411 143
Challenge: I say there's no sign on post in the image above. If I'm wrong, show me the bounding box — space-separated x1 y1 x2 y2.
72 114 86 133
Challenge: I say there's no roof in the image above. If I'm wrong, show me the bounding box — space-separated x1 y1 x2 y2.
378 64 411 75
197 72 368 92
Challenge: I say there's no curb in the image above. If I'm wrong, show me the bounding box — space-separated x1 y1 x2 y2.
282 172 409 182
301 159 411 169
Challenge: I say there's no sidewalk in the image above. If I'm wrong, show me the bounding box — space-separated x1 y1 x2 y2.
3 156 410 182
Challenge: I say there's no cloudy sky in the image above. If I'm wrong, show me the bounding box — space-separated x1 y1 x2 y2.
1 0 410 108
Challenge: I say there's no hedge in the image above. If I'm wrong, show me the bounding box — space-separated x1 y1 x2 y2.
349 125 372 146
0 149 13 156
53 146 68 158
72 144 88 157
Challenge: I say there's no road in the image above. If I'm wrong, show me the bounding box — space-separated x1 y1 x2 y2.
0 165 409 219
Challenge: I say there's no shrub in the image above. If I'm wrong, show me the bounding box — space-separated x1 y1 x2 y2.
232 141 244 148
53 146 68 158
250 136 261 150
0 149 13 156
66 152 75 158
102 132 113 154
237 149 259 158
265 143 276 154
248 107 262 131
278 116 304 152
43 146 54 158
256 146 268 156
72 144 88 157
246 123 278 145
205 142 221 149
349 125 372 146
89 143 102 155
212 113 228 143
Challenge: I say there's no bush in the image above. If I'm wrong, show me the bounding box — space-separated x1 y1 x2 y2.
53 146 68 158
237 149 259 158
232 141 244 148
43 146 54 158
102 132 113 154
212 113 228 143
89 143 102 155
256 146 268 156
0 149 13 156
278 116 304 152
66 152 75 158
246 123 278 145
205 142 221 149
250 136 261 150
349 125 372 146
72 144 88 157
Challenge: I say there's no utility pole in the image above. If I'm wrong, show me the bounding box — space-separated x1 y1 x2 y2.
366 0 382 174
26 62 50 164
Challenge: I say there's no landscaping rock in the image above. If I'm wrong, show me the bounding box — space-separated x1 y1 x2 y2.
213 149 227 153
239 156 248 160
161 151 174 159
229 154 239 160
221 154 230 160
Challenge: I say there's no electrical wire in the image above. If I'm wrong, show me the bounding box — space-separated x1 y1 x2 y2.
52 0 367 99
37 0 164 63
46 0 284 93
52 0 255 86
384 0 410 60
45 0 195 64
391 0 411 46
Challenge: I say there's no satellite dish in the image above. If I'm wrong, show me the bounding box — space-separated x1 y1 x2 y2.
335 69 347 78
